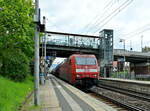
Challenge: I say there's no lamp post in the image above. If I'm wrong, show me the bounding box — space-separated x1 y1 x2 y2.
141 35 143 52
120 39 126 79
34 0 40 106
43 16 47 79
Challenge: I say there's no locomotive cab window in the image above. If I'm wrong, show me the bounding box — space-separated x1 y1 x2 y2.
75 57 96 65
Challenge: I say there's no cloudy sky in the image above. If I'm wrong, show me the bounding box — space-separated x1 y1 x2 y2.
39 0 150 51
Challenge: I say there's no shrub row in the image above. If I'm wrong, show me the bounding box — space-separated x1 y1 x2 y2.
0 49 30 82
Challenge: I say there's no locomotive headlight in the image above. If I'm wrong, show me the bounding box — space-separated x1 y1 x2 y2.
93 74 97 77
76 74 81 78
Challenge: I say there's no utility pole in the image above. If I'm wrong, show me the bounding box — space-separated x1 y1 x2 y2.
43 16 47 78
123 40 126 79
130 40 132 51
34 0 40 106
129 40 132 79
141 35 143 52
120 39 126 79
42 37 44 57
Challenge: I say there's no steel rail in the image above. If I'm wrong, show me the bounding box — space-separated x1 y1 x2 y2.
90 87 145 111
98 84 150 102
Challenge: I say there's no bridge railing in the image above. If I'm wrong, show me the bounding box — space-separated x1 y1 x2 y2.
42 33 100 49
114 49 150 57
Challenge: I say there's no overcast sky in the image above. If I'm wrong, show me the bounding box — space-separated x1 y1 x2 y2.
39 0 150 51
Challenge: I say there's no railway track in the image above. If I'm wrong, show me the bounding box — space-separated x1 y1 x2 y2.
90 85 150 111
98 84 150 102
89 92 128 111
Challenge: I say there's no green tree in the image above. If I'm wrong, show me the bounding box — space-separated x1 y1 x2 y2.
1 49 30 81
142 46 150 52
0 0 35 81
0 0 34 58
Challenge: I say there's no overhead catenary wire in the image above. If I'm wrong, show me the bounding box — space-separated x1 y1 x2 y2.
125 38 150 51
119 23 150 41
91 0 133 34
116 27 150 46
84 0 127 34
46 25 65 32
46 19 65 32
85 0 133 35
93 0 134 34
116 26 150 51
125 28 150 41
80 0 115 34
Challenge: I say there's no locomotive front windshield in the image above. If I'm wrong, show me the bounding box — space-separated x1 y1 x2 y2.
75 57 96 65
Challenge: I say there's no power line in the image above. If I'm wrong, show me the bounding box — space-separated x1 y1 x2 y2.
85 1 114 33
116 27 150 51
125 28 150 41
80 0 115 34
92 0 133 34
119 23 150 40
93 0 134 34
84 0 115 34
116 25 150 43
85 0 133 34
46 19 65 32
46 25 65 32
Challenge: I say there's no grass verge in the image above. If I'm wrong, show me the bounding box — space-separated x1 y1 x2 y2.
21 95 42 111
0 75 33 111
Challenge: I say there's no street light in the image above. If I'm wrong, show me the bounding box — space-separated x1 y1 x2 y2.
120 39 126 79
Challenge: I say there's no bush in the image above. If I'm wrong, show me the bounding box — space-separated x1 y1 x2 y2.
1 49 30 82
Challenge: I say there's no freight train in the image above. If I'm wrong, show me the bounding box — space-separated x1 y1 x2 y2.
52 54 99 88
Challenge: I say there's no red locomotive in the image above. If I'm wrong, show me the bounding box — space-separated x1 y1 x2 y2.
53 54 99 88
